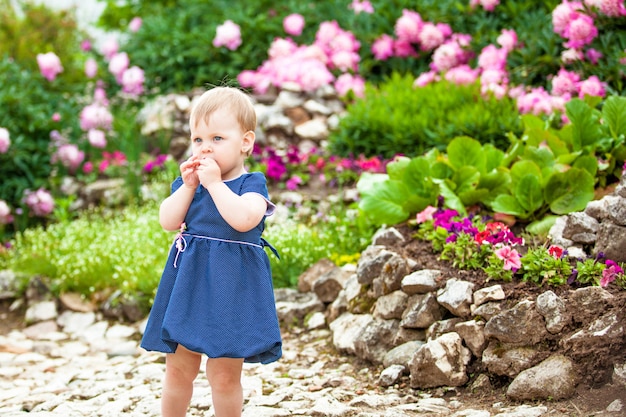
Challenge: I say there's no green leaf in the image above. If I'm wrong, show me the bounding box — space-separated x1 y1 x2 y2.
447 136 486 172
437 181 466 216
572 155 598 177
566 98 603 152
358 179 411 226
452 166 480 194
386 156 411 180
491 194 527 217
545 168 595 214
484 144 505 172
510 160 542 184
526 215 560 237
603 96 626 139
514 174 544 213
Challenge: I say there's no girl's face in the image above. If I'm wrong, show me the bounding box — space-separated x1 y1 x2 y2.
190 107 254 180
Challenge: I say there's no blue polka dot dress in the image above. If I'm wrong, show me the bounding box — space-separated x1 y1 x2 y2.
141 172 282 364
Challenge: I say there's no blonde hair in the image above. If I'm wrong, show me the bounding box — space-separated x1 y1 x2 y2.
190 86 257 133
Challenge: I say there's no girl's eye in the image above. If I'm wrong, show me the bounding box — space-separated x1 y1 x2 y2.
193 137 202 143
213 136 224 142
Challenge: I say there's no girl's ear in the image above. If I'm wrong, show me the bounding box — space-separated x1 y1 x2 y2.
242 130 255 155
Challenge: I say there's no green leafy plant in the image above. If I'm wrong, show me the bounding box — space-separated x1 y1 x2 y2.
519 246 573 286
329 75 523 159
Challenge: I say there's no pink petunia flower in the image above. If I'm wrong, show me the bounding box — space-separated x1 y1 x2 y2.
213 20 242 51
37 52 63 81
283 13 305 36
600 260 623 287
494 246 522 271
416 206 437 223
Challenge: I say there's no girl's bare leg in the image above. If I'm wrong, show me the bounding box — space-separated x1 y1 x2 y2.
162 345 202 417
205 357 245 417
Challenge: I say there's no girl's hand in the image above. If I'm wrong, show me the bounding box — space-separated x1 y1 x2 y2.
197 157 222 189
180 157 200 189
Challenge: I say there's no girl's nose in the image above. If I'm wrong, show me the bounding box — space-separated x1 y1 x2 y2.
202 145 212 153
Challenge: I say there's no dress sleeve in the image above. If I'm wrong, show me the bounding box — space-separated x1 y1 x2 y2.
171 176 184 194
240 172 276 216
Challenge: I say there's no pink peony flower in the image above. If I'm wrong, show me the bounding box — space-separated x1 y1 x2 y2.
88 129 107 148
85 57 98 78
470 0 500 11
494 246 521 271
393 39 418 58
431 41 469 72
0 200 12 224
268 37 299 59
371 34 395 60
418 22 447 51
80 39 92 52
108 52 129 83
552 1 585 36
349 0 374 13
128 17 142 32
445 65 480 85
497 29 518 52
563 13 598 49
477 44 508 71
585 48 603 64
561 47 584 63
413 70 440 87
0 127 10 153
23 188 55 217
334 73 365 98
283 13 305 36
100 37 119 61
394 9 423 43
586 0 626 16
36 52 63 81
80 103 113 131
578 75 606 98
330 50 360 72
213 20 242 51
121 66 145 96
551 68 580 97
52 144 85 172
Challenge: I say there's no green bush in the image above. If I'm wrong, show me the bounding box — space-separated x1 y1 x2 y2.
328 73 523 159
0 56 84 232
0 1 88 85
0 194 374 310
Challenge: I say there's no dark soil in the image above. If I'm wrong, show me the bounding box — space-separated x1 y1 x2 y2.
385 222 626 415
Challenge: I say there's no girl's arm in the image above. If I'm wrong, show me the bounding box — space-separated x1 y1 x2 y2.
204 182 267 232
159 185 196 231
159 158 199 231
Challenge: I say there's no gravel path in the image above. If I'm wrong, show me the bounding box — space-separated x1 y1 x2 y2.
0 312 573 417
